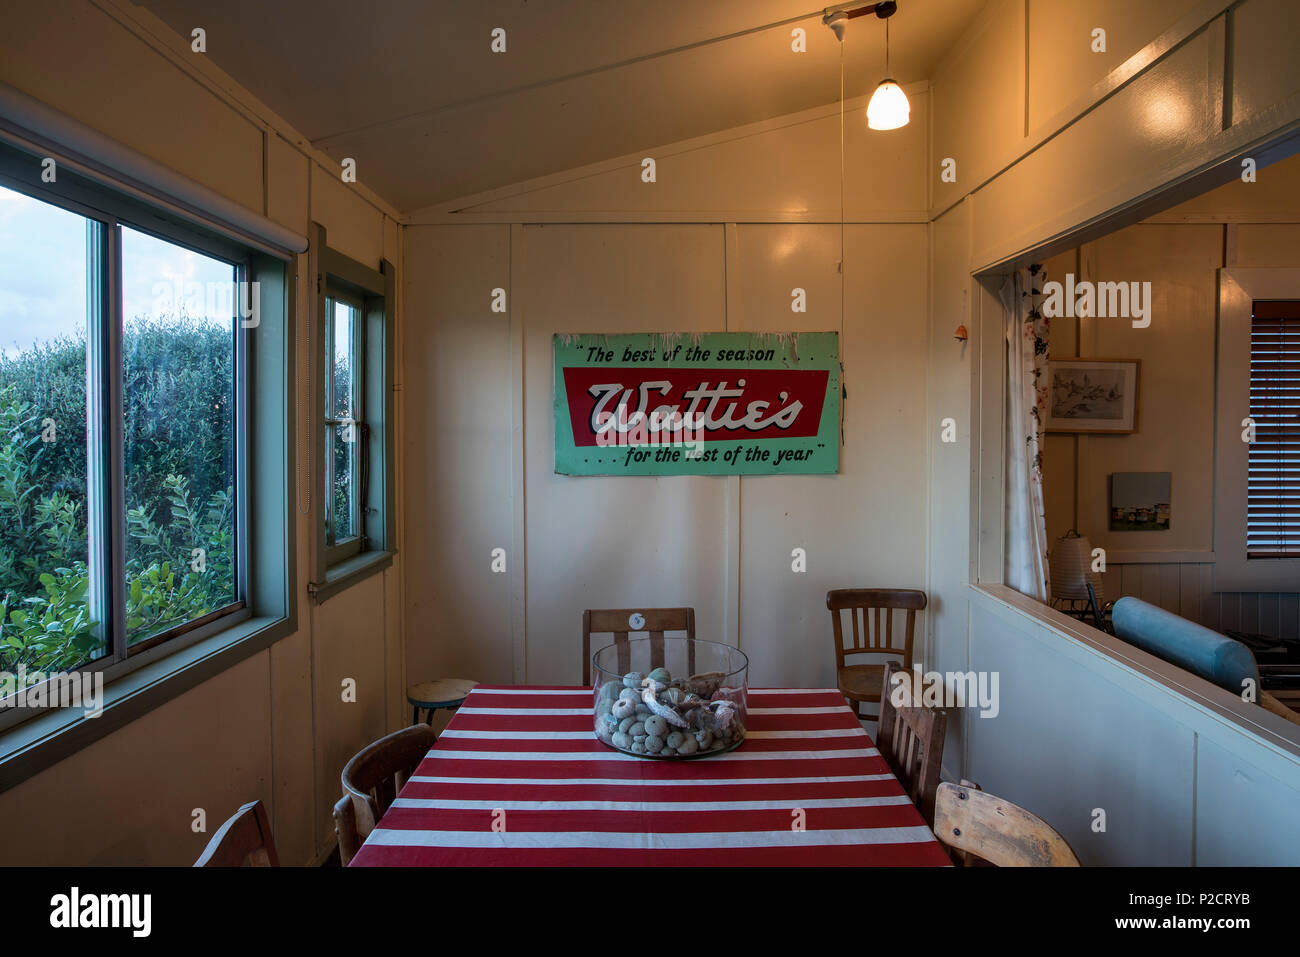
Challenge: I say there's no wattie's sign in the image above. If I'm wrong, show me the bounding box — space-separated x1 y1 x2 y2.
553 332 840 475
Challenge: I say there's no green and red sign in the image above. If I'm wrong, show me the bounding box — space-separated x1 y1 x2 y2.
553 332 840 475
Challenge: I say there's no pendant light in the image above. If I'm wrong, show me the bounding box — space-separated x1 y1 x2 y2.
825 1 910 131
866 3 908 129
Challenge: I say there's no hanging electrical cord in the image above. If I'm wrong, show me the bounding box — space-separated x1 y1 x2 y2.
839 31 845 332
885 15 891 75
836 17 848 444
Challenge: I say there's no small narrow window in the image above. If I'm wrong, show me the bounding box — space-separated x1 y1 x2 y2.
1248 300 1300 558
310 223 395 601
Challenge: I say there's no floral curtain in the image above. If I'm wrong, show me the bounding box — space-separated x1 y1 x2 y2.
1001 267 1050 601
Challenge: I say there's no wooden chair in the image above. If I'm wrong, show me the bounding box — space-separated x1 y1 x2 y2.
827 588 926 719
334 724 437 866
876 660 946 825
193 800 278 867
581 607 696 685
934 781 1080 866
943 779 992 867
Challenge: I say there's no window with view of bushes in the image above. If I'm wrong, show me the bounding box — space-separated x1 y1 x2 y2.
0 182 250 692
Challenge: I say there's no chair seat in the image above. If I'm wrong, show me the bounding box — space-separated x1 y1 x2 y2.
406 678 478 709
837 662 902 701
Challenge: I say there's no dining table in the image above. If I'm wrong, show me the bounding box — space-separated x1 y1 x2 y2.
348 685 953 866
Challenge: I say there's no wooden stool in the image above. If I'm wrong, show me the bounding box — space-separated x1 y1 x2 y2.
406 678 477 726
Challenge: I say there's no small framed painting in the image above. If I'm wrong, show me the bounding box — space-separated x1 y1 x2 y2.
1046 358 1139 433
1110 472 1171 531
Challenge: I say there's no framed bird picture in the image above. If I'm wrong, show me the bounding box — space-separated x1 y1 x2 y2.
1045 358 1140 434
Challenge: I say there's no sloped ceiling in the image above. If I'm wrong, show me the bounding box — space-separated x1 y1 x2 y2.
134 0 985 213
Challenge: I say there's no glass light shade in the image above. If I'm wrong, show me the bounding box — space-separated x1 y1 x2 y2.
866 79 910 130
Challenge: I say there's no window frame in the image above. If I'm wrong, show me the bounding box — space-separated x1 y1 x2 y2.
0 136 297 776
1214 268 1300 590
0 177 257 701
309 222 396 603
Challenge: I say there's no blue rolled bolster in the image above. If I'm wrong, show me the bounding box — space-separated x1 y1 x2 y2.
1111 597 1259 694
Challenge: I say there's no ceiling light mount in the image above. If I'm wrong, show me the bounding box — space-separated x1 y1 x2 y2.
822 1 897 29
823 1 910 131
824 12 848 42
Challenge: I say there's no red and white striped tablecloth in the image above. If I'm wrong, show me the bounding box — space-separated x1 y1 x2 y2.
349 686 952 867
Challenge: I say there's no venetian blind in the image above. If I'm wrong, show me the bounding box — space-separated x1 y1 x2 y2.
1248 300 1300 557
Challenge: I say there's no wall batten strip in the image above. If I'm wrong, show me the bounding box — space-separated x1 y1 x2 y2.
509 224 528 682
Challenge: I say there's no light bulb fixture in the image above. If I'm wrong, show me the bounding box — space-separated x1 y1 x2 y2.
824 0 910 131
867 78 909 130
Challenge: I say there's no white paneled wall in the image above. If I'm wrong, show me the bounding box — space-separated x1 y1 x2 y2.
930 0 1300 864
403 220 932 689
402 87 936 691
520 224 732 684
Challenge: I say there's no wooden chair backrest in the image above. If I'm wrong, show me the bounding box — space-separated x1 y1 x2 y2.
582 607 696 685
934 782 1080 866
826 588 925 671
334 795 359 866
876 659 946 825
335 724 437 865
194 800 278 867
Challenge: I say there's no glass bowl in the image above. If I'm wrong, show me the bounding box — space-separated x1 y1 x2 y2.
592 637 748 758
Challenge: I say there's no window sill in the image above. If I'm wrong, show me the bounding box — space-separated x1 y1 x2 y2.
0 613 293 795
1212 555 1300 592
310 549 394 605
